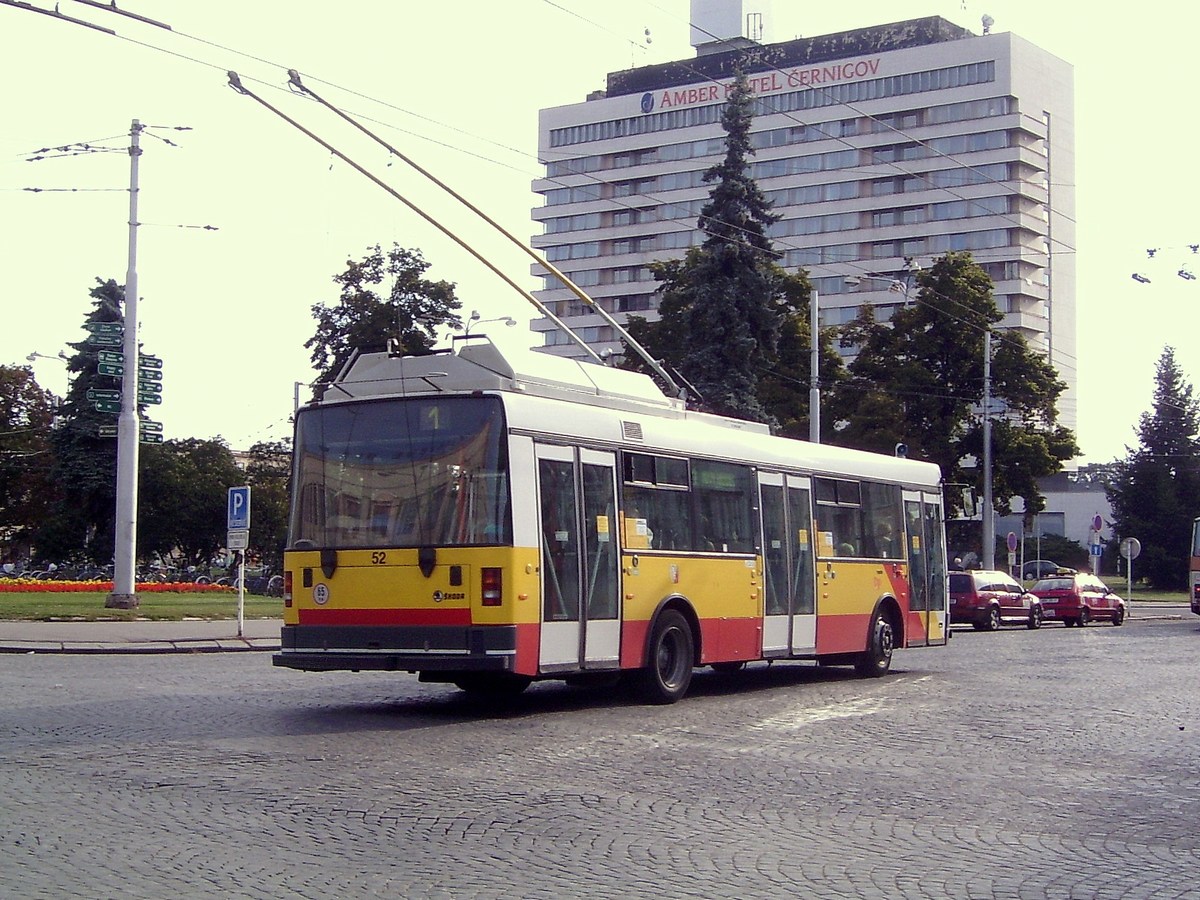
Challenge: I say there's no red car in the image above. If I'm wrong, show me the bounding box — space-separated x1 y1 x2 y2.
1028 571 1126 627
949 569 1043 630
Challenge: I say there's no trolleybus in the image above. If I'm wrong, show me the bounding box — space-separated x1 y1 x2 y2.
1191 517 1200 615
274 336 948 703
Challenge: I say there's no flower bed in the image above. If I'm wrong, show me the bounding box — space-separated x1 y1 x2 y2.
0 578 234 593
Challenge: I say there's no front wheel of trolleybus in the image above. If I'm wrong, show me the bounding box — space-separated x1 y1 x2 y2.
854 608 896 678
636 609 696 704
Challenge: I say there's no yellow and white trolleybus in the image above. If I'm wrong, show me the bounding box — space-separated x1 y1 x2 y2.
275 336 948 703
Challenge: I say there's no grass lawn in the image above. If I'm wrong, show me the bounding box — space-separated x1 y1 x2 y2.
0 592 284 622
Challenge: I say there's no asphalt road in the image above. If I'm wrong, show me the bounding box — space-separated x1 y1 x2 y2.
2 611 1197 898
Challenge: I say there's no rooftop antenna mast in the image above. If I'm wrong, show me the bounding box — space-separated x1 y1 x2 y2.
282 69 685 401
225 72 599 364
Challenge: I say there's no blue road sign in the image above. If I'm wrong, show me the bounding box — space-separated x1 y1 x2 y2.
227 486 251 531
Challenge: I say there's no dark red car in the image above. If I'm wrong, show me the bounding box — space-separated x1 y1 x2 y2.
949 569 1043 630
1028 571 1126 627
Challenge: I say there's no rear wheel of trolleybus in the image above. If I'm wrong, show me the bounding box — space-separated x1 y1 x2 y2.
636 609 695 704
854 608 897 678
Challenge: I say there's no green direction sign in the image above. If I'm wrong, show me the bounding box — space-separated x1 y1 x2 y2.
97 363 123 377
86 388 121 402
140 433 164 444
98 350 124 365
139 420 163 433
94 400 122 414
85 321 123 335
137 393 162 406
98 425 118 438
87 333 123 347
138 368 163 383
137 380 163 394
138 355 162 369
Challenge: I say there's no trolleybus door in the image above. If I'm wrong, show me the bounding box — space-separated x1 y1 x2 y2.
535 444 621 671
903 490 949 646
760 473 817 656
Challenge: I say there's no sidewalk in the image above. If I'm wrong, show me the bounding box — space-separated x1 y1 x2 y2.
0 618 282 654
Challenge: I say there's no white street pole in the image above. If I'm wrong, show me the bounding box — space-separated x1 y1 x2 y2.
237 549 245 638
982 330 995 570
809 288 820 444
107 119 143 609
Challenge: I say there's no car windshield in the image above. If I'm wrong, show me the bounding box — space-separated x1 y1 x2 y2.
289 395 512 549
1033 577 1073 591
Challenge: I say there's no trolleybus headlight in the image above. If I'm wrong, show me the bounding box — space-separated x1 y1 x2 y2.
481 567 502 606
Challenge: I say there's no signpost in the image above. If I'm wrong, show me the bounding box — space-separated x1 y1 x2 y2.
227 486 251 637
1120 537 1142 614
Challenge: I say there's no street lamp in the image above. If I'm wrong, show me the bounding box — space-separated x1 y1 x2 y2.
26 351 69 364
463 310 517 336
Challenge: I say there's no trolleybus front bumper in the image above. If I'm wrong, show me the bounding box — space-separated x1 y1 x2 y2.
273 624 518 673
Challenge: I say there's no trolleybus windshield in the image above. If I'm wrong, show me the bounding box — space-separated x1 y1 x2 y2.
289 396 511 549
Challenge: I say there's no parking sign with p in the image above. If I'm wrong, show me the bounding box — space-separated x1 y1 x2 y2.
228 486 251 531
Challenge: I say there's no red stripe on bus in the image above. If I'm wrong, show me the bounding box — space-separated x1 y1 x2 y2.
815 613 872 655
513 622 540 676
298 607 472 626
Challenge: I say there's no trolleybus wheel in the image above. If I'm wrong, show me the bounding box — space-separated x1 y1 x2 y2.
638 609 694 704
854 610 895 678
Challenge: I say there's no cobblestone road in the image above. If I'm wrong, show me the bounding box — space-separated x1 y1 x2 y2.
2 612 1197 898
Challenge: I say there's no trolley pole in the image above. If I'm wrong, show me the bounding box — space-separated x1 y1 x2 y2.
106 119 143 609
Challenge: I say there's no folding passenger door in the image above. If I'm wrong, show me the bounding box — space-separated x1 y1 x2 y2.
903 490 948 646
535 444 621 671
760 473 817 656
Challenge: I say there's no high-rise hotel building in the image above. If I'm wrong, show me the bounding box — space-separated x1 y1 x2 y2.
530 9 1076 427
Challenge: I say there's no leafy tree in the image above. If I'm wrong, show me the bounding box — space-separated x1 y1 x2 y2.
306 244 464 383
34 279 127 564
833 252 1077 516
245 439 291 571
0 365 58 560
625 70 831 424
1106 346 1200 588
139 438 244 567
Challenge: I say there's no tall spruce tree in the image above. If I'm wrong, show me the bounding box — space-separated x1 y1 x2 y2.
625 70 819 424
1106 346 1200 588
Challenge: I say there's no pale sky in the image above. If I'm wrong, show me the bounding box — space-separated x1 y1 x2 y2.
1 0 1196 463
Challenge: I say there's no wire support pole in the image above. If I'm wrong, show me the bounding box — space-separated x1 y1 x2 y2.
809 288 820 444
225 72 602 365
107 118 143 609
982 329 995 570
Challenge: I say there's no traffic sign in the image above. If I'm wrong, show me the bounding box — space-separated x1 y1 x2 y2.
94 400 121 414
84 321 123 334
138 367 163 382
87 333 123 346
137 380 163 393
138 355 163 369
98 425 118 438
140 433 164 444
1006 531 1018 553
98 350 124 364
87 388 121 402
227 486 251 531
226 530 249 550
137 393 162 405
98 363 123 377
1120 537 1142 560
139 420 163 433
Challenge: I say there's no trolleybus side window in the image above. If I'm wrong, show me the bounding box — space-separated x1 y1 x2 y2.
691 459 755 553
622 452 691 550
814 477 902 559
